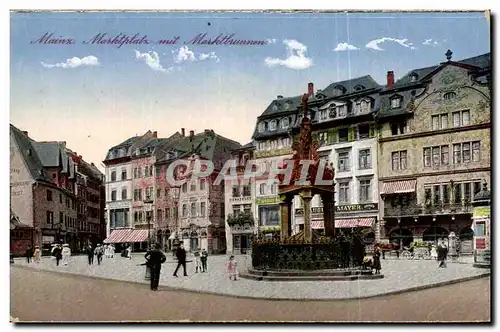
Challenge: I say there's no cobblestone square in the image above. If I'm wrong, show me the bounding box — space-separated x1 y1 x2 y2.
13 253 489 300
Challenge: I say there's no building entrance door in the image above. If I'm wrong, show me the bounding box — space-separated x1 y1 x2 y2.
241 235 248 254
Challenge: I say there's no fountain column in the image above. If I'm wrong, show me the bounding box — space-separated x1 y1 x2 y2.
301 190 313 242
280 196 291 241
322 194 335 237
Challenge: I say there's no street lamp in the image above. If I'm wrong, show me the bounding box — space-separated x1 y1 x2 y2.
171 186 181 240
144 200 153 248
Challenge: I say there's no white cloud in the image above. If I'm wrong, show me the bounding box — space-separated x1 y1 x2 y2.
264 39 312 70
134 50 173 73
423 38 439 46
366 37 416 51
333 42 360 52
172 46 220 64
41 55 100 69
266 38 276 44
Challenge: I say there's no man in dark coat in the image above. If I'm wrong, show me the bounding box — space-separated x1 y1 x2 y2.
86 245 94 265
437 242 448 268
145 243 167 291
173 243 188 277
201 249 208 272
25 246 33 263
53 244 63 266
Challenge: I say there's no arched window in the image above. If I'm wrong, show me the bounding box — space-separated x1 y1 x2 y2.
409 73 418 82
269 120 277 131
443 92 457 100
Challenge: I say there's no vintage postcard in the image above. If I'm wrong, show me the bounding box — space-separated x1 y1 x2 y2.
9 10 491 323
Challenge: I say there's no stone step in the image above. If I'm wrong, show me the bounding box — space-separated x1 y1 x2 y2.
246 268 374 277
240 272 384 282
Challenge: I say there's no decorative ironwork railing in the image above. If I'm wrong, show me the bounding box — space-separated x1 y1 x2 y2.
384 203 473 217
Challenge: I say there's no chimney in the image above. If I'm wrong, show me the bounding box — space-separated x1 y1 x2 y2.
387 71 395 87
277 95 283 99
189 130 195 138
204 129 211 134
153 131 158 138
22 131 28 136
181 128 185 137
308 82 314 97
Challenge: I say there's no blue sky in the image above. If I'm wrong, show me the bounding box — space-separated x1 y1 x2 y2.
10 11 490 168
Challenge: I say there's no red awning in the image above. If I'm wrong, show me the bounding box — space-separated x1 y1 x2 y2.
381 180 416 194
335 218 375 228
123 229 149 243
103 229 132 243
311 220 324 229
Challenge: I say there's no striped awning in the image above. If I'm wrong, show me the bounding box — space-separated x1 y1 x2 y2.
103 229 132 244
123 230 149 243
335 218 374 228
311 220 324 229
381 180 416 195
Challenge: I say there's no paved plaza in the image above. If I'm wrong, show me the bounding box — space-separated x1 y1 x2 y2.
10 267 491 322
12 253 489 300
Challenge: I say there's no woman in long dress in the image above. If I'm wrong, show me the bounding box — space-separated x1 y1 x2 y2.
33 246 41 263
126 245 132 259
430 245 438 260
62 244 71 265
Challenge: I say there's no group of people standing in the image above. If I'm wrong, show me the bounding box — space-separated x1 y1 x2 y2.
86 243 116 265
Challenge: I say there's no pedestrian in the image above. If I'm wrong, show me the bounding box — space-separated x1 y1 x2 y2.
201 248 208 272
25 246 33 263
53 244 62 266
173 243 188 277
437 242 448 268
226 255 239 281
193 248 202 273
86 245 94 265
33 246 41 263
145 243 167 291
430 244 438 260
62 244 71 265
126 245 132 259
372 244 382 274
110 244 115 258
95 244 104 265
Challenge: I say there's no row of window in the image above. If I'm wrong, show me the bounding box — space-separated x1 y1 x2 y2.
390 141 482 171
337 178 373 204
431 110 470 130
181 202 208 218
46 190 78 210
181 179 207 192
257 116 292 133
233 185 252 197
256 137 292 151
109 180 210 202
424 181 482 205
45 210 94 231
258 183 278 196
232 204 252 215
338 148 372 172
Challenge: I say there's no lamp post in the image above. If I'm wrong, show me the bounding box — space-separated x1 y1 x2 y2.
171 186 181 251
144 200 154 248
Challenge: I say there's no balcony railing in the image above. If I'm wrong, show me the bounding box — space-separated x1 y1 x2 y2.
384 203 473 217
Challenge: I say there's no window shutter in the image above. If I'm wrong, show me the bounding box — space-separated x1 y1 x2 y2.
348 127 356 142
329 129 338 144
369 124 375 138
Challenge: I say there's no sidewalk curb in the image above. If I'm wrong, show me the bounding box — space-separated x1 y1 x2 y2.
11 265 490 302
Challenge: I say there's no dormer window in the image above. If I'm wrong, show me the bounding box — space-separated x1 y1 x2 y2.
281 117 289 129
258 122 266 133
272 104 278 111
409 73 418 82
390 96 402 109
284 102 290 110
269 120 277 131
332 85 347 96
320 109 328 121
354 85 365 92
443 92 456 100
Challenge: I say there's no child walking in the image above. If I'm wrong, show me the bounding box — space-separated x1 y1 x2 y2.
226 255 239 281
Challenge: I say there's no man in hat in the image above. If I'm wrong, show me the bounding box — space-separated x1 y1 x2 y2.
95 244 104 265
144 243 167 291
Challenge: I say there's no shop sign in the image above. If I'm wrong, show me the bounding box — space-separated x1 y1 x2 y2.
295 203 379 215
475 238 486 249
259 226 280 232
473 206 490 218
230 196 253 203
256 196 280 205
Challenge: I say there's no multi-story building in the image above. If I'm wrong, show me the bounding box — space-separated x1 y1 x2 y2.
154 129 241 253
224 142 256 254
10 124 104 255
252 93 300 238
103 131 154 250
376 51 491 252
291 76 382 241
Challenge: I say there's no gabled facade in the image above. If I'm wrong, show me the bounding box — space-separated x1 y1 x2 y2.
376 51 491 251
10 124 104 256
224 142 256 254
